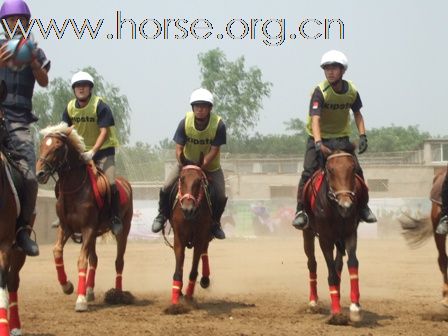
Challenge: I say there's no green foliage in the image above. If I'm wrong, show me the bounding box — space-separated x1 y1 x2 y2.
198 49 272 139
366 125 431 152
33 66 131 144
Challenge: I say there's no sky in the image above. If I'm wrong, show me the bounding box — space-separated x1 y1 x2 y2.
23 0 446 145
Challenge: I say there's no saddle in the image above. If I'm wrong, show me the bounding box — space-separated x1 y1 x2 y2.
430 170 446 205
0 151 23 218
86 164 128 210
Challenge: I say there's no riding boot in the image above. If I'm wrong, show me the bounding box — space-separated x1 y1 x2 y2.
436 175 448 235
110 184 123 235
292 186 309 230
152 188 170 233
211 197 227 240
15 214 39 257
359 205 377 223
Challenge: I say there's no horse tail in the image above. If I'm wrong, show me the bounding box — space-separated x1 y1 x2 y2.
398 211 433 249
335 240 346 256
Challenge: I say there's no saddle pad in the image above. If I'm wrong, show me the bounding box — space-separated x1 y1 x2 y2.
303 170 325 211
430 170 446 205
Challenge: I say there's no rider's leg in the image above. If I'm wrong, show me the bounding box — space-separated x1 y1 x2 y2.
437 170 448 234
152 164 180 233
353 155 377 223
207 168 226 240
96 155 123 235
293 138 319 230
6 122 39 256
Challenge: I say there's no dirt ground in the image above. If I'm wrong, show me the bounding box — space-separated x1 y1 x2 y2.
14 233 448 336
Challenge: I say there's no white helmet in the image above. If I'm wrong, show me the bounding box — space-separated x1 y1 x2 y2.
189 88 213 106
320 50 348 70
71 71 94 88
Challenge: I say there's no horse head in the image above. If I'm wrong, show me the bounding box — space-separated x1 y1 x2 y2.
36 123 85 184
177 152 206 220
325 150 357 219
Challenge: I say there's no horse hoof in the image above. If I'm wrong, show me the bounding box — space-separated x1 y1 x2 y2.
349 303 362 322
75 295 88 312
62 281 74 295
328 312 349 326
200 277 210 289
86 287 95 302
441 297 448 308
309 300 318 308
10 328 22 336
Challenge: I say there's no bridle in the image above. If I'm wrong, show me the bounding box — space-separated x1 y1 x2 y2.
177 165 207 208
38 133 70 181
325 152 356 202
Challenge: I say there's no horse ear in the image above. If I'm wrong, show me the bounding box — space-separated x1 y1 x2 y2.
198 152 204 167
0 81 7 103
66 125 74 136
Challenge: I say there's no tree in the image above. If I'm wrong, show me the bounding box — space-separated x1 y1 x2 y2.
198 49 272 139
33 66 131 144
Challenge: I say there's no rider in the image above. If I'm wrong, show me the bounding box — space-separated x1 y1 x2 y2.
61 71 123 235
436 174 448 234
151 88 227 239
292 50 377 230
0 0 50 256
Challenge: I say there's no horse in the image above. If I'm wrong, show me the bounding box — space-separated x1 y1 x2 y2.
400 169 448 307
35 123 133 312
165 155 213 313
0 82 37 336
301 150 369 324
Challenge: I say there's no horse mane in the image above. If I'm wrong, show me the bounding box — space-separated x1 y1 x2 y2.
40 122 86 153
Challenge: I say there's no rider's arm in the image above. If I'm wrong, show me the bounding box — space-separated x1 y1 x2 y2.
91 127 108 153
353 110 366 136
175 144 184 164
309 87 324 143
31 48 50 87
311 115 322 142
202 146 220 170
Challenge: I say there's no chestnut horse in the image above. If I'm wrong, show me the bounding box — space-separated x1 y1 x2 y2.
302 151 368 324
400 169 448 307
167 156 212 311
0 84 35 336
36 123 133 312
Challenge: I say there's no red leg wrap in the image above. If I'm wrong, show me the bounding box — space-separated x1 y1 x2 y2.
77 268 87 296
329 285 341 314
55 256 67 285
349 267 360 303
86 267 96 289
0 308 9 335
186 280 195 298
309 272 318 302
115 273 122 291
172 280 183 305
8 292 19 331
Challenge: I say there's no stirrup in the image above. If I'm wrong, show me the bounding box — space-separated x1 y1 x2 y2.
15 225 39 256
292 211 309 230
436 215 448 235
110 216 123 235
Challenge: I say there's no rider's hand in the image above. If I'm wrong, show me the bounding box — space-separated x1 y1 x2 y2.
315 141 331 156
81 149 96 162
358 134 368 154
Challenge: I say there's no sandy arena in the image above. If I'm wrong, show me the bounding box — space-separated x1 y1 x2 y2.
15 234 448 336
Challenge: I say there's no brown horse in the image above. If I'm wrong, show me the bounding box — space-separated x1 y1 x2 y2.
35 123 133 312
166 156 212 312
0 85 35 336
400 169 448 307
302 151 368 324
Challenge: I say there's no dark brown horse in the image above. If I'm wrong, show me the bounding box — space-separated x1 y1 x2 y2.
166 156 212 311
0 84 35 336
302 151 368 323
35 123 133 312
400 169 448 307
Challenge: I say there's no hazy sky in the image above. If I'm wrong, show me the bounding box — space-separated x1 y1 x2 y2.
24 0 445 145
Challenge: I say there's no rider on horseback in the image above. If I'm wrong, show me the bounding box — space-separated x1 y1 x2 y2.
292 50 377 230
152 88 227 239
61 71 123 235
0 0 51 256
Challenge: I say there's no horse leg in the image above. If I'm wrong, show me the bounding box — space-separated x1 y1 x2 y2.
171 240 185 305
200 249 210 289
53 226 73 295
345 233 362 322
0 248 10 336
303 229 318 306
75 227 95 312
115 224 129 292
434 233 448 306
335 249 344 298
86 241 98 302
319 238 341 315
185 244 204 302
7 250 25 335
